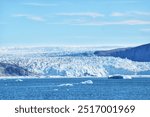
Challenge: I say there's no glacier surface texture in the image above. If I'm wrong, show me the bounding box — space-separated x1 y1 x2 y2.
0 46 150 77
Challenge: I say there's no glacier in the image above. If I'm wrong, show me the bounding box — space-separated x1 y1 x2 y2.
0 46 150 78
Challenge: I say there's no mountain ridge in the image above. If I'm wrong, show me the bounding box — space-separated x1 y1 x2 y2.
94 43 150 62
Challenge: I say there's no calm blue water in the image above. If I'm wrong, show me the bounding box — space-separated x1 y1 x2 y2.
0 78 150 100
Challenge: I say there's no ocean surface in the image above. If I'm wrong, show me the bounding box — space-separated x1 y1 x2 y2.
0 78 150 100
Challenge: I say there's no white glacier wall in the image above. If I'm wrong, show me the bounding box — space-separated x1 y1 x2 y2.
0 47 150 77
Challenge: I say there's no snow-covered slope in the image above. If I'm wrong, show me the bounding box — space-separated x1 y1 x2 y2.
0 46 150 77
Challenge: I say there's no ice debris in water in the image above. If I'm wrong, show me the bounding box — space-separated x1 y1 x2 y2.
57 83 73 87
15 79 23 82
54 89 58 91
81 80 93 85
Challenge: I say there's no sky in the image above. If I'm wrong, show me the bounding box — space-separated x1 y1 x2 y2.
0 0 150 46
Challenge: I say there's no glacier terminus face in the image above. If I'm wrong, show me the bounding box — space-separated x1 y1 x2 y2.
0 46 150 78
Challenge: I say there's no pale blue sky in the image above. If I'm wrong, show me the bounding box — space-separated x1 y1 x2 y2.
0 0 150 46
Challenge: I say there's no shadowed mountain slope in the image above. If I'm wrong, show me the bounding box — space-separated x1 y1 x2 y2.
94 43 150 62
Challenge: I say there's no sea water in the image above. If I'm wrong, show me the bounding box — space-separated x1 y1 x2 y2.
0 78 150 100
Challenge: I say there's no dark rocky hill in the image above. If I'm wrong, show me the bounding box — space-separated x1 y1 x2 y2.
0 62 31 76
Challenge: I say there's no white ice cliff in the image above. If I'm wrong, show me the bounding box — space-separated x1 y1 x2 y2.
0 46 150 77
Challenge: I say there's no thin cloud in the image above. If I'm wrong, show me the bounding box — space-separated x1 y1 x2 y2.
59 19 150 26
111 11 150 17
118 20 150 25
13 14 45 22
23 3 57 7
111 12 127 17
56 12 104 18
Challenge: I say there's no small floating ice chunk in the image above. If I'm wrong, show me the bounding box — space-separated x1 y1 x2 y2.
15 79 23 82
54 89 58 91
123 75 132 79
81 80 93 85
57 83 73 87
